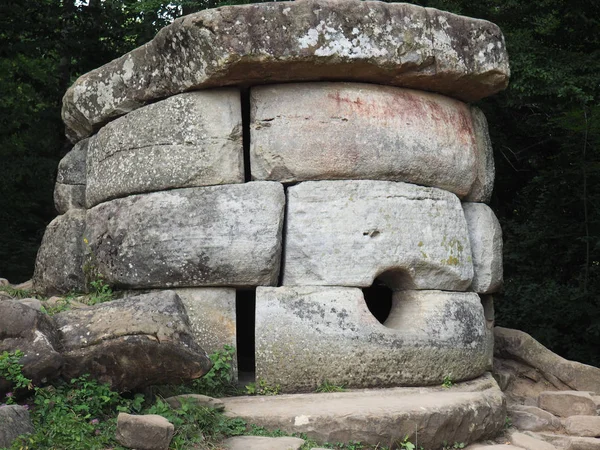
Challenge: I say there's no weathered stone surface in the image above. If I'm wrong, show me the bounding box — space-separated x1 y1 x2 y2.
62 0 509 142
251 83 490 198
222 436 305 450
115 413 174 450
222 374 505 448
463 203 503 293
536 432 600 450
86 90 243 207
54 291 212 391
32 209 86 295
0 302 63 391
0 278 9 286
539 392 597 418
0 405 34 448
165 394 225 411
15 298 43 311
57 138 88 185
54 183 85 214
283 180 473 290
85 182 284 289
256 287 490 391
509 431 559 450
465 107 495 202
466 446 525 450
509 405 562 432
564 416 600 437
495 327 600 393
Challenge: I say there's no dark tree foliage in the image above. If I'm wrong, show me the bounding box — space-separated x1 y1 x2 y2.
0 0 598 364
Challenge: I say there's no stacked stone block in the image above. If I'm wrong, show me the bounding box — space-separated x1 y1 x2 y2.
34 0 509 392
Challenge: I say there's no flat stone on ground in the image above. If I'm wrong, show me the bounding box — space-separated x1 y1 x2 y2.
509 405 562 432
283 180 473 290
539 391 597 417
222 436 305 450
534 432 600 450
564 416 600 437
509 431 559 450
221 374 505 449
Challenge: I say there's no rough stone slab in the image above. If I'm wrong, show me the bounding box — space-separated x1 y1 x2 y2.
509 431 559 450
86 90 243 207
564 416 600 437
539 392 597 418
463 203 503 293
465 107 495 202
54 183 85 214
283 180 473 290
222 436 305 450
495 327 600 393
115 413 174 450
251 83 488 199
221 374 505 449
0 405 34 448
32 209 86 295
165 394 225 411
256 287 490 392
509 405 562 432
54 291 212 391
535 432 600 450
85 182 284 289
62 0 509 142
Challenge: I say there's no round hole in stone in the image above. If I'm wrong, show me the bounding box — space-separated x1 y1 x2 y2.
362 279 393 324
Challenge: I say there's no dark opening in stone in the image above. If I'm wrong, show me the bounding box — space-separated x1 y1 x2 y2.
236 289 255 382
362 279 393 324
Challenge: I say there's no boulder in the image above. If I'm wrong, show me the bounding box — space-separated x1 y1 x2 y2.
0 405 34 448
54 138 88 214
255 287 490 391
115 413 174 450
221 374 505 448
222 436 305 450
85 182 284 289
564 416 600 437
62 0 509 142
495 327 600 393
250 83 489 199
509 431 558 450
508 405 562 432
283 180 473 290
54 291 212 391
538 392 597 418
164 394 225 411
465 107 495 202
463 203 503 293
85 90 243 207
0 278 9 286
54 183 85 214
32 209 86 296
0 302 63 390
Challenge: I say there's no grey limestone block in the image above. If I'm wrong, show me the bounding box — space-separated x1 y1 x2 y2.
85 182 284 289
85 90 243 207
255 286 491 392
62 0 509 142
283 180 474 290
463 203 503 293
251 83 491 199
32 209 86 295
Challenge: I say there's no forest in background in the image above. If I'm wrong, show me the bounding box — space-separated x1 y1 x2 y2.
0 0 599 365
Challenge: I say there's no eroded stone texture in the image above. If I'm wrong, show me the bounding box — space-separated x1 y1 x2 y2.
32 209 86 295
465 107 495 202
251 83 486 197
54 291 212 391
54 139 88 213
255 287 490 392
463 203 503 293
54 183 86 214
0 406 34 449
174 288 237 377
283 180 473 290
115 413 174 450
62 0 509 142
86 91 243 207
85 182 284 289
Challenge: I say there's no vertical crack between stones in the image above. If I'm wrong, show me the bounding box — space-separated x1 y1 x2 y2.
277 187 288 287
241 88 252 182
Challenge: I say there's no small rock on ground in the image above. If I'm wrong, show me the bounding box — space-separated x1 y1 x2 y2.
222 436 305 450
0 405 34 448
539 391 598 417
564 416 600 437
165 394 225 411
115 413 174 450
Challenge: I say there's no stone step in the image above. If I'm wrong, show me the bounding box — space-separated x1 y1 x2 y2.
220 374 505 449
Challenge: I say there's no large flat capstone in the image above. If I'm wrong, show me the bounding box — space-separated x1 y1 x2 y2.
85 182 284 289
255 287 491 392
86 90 243 207
251 83 491 200
62 0 509 142
283 180 473 290
221 374 506 449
